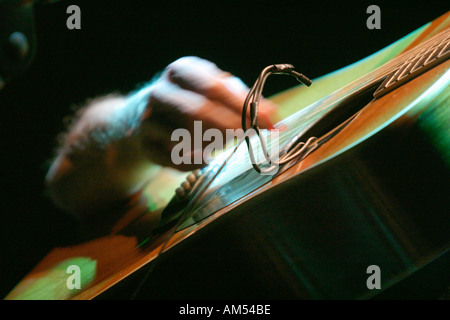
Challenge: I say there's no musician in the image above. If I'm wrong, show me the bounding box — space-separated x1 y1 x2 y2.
44 56 279 231
1 1 282 236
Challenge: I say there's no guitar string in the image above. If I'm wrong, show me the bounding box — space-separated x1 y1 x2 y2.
279 28 449 130
129 27 449 299
168 27 450 231
129 137 246 300
221 28 450 177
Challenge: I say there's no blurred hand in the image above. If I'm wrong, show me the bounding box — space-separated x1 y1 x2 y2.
140 56 279 170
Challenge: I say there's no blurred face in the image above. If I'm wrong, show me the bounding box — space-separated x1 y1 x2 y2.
0 0 36 86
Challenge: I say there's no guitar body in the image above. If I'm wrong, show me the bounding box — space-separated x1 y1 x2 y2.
6 12 450 300
98 58 449 300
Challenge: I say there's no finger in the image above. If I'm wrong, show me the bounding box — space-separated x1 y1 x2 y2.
217 76 279 129
147 80 252 167
148 78 245 133
165 57 279 128
163 56 226 92
166 57 247 110
139 122 206 171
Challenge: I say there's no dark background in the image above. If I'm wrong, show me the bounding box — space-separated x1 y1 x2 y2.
0 0 448 298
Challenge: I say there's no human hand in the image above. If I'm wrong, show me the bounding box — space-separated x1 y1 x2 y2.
140 56 279 170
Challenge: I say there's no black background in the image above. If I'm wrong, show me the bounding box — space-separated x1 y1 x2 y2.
0 0 448 298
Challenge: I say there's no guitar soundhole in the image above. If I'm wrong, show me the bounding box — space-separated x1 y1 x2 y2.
299 80 381 142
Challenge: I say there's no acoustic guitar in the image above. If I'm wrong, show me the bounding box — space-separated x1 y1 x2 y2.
5 11 450 300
